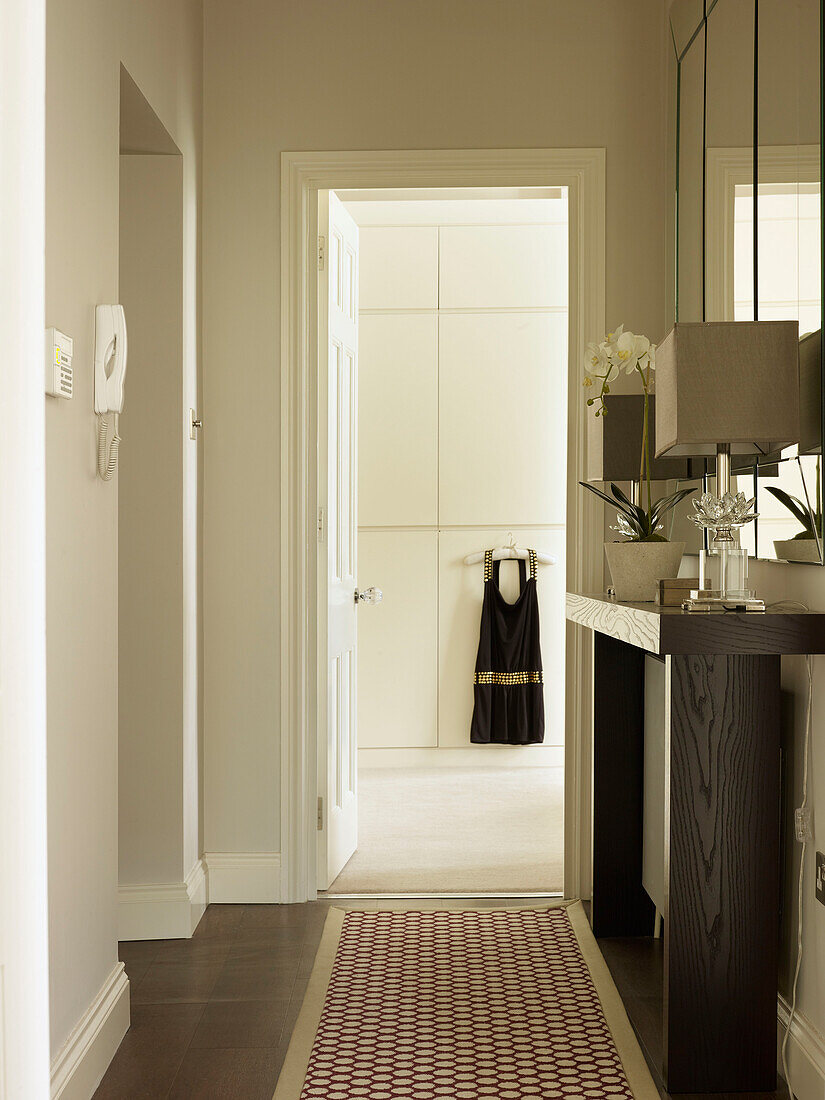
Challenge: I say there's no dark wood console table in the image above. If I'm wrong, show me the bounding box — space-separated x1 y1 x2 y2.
567 593 825 1095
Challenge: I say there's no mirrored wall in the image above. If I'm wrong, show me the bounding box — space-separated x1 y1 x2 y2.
670 0 824 563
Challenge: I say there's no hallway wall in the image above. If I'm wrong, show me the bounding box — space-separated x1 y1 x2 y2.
45 0 202 1073
0 1 50 1094
118 153 187 888
202 0 670 877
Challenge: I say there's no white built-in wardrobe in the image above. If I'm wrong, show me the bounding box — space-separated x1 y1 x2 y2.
344 192 569 767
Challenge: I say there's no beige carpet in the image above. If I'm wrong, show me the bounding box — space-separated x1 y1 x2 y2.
327 765 563 894
273 902 659 1100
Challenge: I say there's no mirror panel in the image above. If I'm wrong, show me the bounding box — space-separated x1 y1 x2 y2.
672 0 824 563
756 0 821 559
670 0 705 59
733 467 757 557
668 476 704 553
676 23 706 323
705 0 755 323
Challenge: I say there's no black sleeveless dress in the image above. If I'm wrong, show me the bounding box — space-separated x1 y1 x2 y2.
470 549 545 745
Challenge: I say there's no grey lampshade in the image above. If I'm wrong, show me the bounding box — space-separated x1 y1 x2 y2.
654 321 800 458
799 328 822 455
586 394 692 482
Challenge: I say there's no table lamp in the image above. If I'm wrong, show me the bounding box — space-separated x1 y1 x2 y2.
655 320 800 610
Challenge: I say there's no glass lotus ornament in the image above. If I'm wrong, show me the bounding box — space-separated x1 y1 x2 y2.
690 491 758 547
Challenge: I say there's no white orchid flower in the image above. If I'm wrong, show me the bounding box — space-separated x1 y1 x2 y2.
582 326 655 422
632 334 650 359
584 341 609 374
630 334 655 374
615 330 641 374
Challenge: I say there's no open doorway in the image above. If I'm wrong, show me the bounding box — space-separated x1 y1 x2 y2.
279 148 605 906
317 187 570 897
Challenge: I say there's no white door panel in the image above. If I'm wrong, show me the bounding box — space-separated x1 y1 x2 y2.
437 528 566 750
359 226 438 310
439 224 568 309
318 192 360 888
359 313 438 527
439 312 568 526
358 531 438 749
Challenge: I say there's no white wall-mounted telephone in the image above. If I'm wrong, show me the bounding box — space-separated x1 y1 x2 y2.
94 304 127 481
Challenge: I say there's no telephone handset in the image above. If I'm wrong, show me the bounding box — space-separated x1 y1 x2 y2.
94 305 127 481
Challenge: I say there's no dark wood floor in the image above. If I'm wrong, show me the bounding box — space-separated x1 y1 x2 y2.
95 901 330 1098
96 900 792 1099
95 897 528 1098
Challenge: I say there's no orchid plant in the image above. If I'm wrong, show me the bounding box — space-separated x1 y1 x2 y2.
580 325 692 542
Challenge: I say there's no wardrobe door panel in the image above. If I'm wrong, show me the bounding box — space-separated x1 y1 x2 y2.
437 528 566 750
439 224 568 309
439 312 568 526
359 226 438 310
357 530 438 750
359 313 438 527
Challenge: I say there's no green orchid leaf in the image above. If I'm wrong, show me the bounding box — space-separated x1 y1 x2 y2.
579 481 637 524
609 483 647 525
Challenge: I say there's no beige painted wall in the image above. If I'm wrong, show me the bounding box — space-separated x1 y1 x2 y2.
45 0 201 1061
202 0 670 859
118 153 186 886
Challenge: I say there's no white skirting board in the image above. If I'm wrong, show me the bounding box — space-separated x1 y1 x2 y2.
50 963 129 1100
118 858 208 941
778 996 825 1099
358 746 564 769
204 852 282 903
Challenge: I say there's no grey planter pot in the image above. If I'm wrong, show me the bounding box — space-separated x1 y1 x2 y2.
604 540 686 602
773 538 822 563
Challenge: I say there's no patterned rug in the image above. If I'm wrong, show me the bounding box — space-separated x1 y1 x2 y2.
274 902 657 1100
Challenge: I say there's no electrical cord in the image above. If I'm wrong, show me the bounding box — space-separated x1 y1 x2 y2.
97 413 120 482
781 650 812 1100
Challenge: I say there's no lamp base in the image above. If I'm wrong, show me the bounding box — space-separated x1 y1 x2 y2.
681 593 765 612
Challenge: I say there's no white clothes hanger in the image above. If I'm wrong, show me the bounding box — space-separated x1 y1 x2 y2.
463 532 557 566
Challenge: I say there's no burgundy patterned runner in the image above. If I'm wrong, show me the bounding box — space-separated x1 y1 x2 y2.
300 908 635 1099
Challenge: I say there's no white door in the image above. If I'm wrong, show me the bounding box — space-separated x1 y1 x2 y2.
318 191 360 888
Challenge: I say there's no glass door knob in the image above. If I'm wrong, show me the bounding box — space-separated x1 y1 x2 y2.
355 586 383 605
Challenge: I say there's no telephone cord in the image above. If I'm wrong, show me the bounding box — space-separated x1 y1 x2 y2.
97 413 120 481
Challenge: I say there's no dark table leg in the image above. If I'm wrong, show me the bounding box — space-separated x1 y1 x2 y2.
665 652 781 1094
591 633 655 937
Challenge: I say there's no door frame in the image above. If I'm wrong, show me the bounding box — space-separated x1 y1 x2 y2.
280 148 605 903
